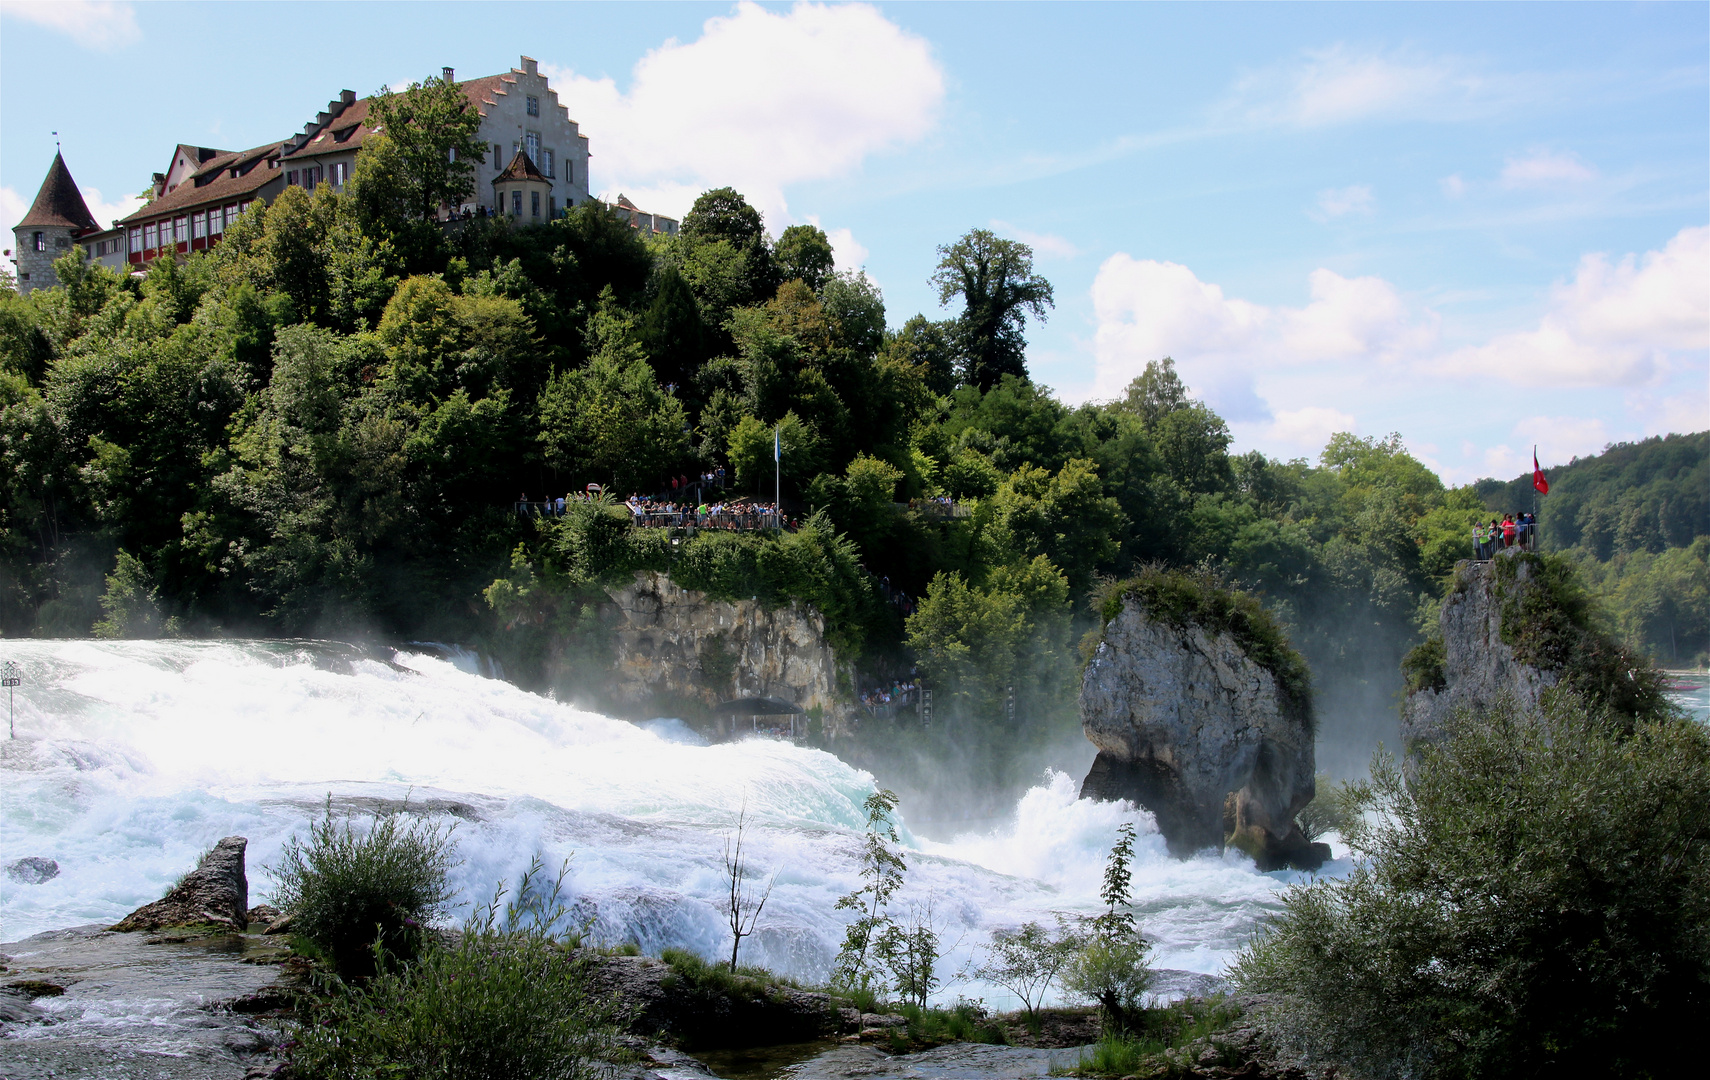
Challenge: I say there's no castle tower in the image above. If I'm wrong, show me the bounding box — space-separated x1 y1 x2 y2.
11 153 101 295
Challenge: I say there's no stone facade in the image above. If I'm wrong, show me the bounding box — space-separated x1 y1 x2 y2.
601 572 852 728
9 153 100 295
1401 553 1558 750
1079 597 1326 870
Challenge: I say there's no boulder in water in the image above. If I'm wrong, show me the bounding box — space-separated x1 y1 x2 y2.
5 857 58 884
1080 580 1328 871
109 836 249 932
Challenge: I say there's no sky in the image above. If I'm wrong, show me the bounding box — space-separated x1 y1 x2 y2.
2 0 1705 484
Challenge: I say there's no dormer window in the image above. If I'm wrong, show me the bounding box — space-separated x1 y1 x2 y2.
526 95 540 117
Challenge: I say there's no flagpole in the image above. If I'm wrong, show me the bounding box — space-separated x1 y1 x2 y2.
774 425 781 528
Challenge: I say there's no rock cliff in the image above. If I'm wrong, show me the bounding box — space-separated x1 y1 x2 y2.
602 572 852 727
1079 592 1326 871
110 836 249 932
1401 554 1557 749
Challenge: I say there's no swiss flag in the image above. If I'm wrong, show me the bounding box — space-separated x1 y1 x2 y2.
1533 449 1549 495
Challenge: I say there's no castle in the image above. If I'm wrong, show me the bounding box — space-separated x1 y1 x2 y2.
8 56 676 295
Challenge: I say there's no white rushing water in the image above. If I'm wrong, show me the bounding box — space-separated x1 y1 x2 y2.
0 639 1333 1001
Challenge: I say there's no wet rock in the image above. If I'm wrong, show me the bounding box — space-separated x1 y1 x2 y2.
110 836 249 932
5 978 65 997
6 856 59 884
1080 598 1325 871
245 904 280 928
223 986 297 1016
261 911 296 935
583 952 847 1049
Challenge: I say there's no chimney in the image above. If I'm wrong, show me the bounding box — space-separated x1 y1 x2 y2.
316 112 330 126
341 89 356 106
443 66 455 82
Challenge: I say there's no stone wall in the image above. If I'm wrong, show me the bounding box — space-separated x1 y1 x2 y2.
1080 597 1326 870
1401 554 1557 749
601 572 853 728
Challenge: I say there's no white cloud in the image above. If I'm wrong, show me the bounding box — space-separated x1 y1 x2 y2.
990 221 1080 259
1089 254 1438 419
1221 45 1491 129
1311 184 1374 221
1484 416 1609 478
824 227 868 273
544 1 944 225
1439 174 1467 198
1500 149 1596 188
0 0 139 51
1438 226 1709 387
0 187 26 248
1242 406 1358 459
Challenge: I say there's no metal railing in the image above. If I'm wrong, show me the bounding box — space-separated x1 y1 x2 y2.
1471 523 1539 559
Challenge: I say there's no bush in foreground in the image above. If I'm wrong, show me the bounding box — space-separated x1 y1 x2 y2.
269 800 457 977
1231 690 1710 1079
286 859 625 1080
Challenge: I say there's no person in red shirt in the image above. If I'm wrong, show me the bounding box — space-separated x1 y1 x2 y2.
1501 514 1516 548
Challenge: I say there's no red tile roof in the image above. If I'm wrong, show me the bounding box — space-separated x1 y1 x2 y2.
118 141 284 225
18 153 101 233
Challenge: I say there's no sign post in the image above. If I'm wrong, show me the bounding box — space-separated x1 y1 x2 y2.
2 661 19 739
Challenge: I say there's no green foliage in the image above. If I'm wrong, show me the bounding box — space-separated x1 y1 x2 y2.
93 550 168 638
1493 551 1670 726
268 799 458 978
1073 997 1242 1078
931 229 1054 389
1231 690 1710 1080
832 789 908 996
899 999 1008 1046
286 859 625 1080
774 224 836 292
1293 774 1354 843
972 919 1080 1022
658 945 800 1000
1099 566 1313 728
365 74 489 222
1062 822 1153 1031
1399 634 1446 693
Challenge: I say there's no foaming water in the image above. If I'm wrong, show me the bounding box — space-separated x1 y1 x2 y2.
0 639 1329 997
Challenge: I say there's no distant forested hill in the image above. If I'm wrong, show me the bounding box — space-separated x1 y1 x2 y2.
1476 432 1708 666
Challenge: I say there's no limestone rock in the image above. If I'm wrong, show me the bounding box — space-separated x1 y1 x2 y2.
602 571 854 731
1080 599 1326 871
583 952 849 1048
1402 555 1557 750
5 857 58 884
110 837 249 932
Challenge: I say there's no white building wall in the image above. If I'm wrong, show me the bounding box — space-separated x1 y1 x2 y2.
472 57 590 216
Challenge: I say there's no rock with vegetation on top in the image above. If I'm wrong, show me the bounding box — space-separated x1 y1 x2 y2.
603 571 853 727
109 836 249 932
1079 571 1327 871
1401 550 1668 750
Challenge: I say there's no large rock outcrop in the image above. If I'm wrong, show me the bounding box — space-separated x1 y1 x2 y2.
109 836 249 932
1080 596 1326 871
1401 555 1558 750
602 572 853 728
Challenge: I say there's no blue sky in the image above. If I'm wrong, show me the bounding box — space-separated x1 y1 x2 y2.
3 1 1705 483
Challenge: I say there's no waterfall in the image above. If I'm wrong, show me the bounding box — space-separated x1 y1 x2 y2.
0 639 1327 996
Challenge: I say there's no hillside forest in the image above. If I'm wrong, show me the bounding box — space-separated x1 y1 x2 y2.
1 79 1704 791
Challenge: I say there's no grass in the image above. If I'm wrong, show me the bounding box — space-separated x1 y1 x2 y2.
658 946 801 1002
896 1001 1008 1047
1073 997 1242 1078
1095 566 1313 731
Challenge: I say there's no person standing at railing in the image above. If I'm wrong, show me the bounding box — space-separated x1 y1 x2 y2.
1501 514 1516 549
1473 522 1486 559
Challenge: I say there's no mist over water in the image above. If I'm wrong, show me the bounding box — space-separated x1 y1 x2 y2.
0 640 1330 998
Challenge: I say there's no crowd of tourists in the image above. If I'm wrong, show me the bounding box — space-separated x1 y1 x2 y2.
624 494 788 531
1473 512 1538 559
861 675 921 713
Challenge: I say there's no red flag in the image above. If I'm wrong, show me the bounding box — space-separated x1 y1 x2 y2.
1532 449 1549 495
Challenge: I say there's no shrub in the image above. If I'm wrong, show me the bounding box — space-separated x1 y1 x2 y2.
1399 634 1446 693
972 919 1080 1023
1493 551 1671 726
286 859 625 1080
1096 565 1312 729
1062 822 1153 1031
269 799 457 977
1231 690 1710 1079
1293 773 1354 843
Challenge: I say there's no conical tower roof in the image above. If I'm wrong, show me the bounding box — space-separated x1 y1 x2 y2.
493 149 549 184
18 153 100 234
